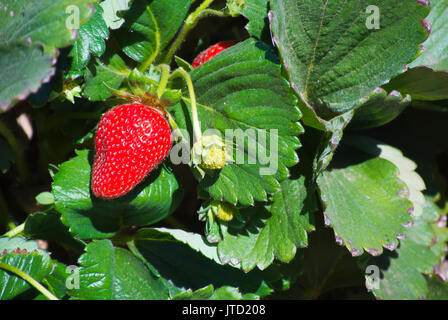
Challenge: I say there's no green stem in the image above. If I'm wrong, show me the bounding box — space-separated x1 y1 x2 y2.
0 120 29 182
5 222 24 238
162 0 220 64
156 64 171 99
0 262 59 300
169 68 202 143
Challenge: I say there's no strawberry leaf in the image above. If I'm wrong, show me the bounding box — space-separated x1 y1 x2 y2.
383 66 448 101
365 198 443 300
241 0 270 40
349 89 410 130
171 38 302 206
216 174 316 272
82 53 129 101
0 42 54 111
410 0 448 71
100 0 131 30
132 228 282 298
24 212 85 253
317 135 427 256
69 240 169 299
51 150 183 239
270 0 430 119
172 285 259 300
0 0 96 55
69 4 109 72
116 0 192 64
0 237 52 300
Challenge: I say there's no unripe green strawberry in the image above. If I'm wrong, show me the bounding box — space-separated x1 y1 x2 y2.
92 103 172 199
192 40 238 68
192 134 233 171
199 144 226 170
211 200 236 222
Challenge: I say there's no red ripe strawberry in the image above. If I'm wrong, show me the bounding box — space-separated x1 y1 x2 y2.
192 40 238 68
92 103 172 199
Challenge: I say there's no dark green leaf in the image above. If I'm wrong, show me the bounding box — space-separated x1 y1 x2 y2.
24 212 85 252
0 237 52 300
69 240 169 299
171 38 302 205
173 284 259 300
349 89 410 130
383 66 448 101
270 0 430 119
410 0 448 71
367 198 442 300
0 42 54 111
69 4 109 72
133 228 280 298
217 176 315 272
83 53 129 101
317 136 423 256
242 0 270 40
117 0 192 64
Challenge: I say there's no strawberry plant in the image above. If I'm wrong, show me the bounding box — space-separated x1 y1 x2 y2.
1 0 448 301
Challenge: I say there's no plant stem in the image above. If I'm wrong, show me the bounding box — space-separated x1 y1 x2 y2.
162 0 221 64
156 64 171 99
169 68 202 144
0 262 59 300
0 120 29 182
5 222 24 238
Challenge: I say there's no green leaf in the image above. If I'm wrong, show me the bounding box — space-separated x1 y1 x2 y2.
361 107 448 201
0 236 49 255
171 38 302 206
349 89 410 130
313 111 354 175
344 135 427 217
0 0 97 109
0 42 54 111
270 0 430 119
0 237 52 300
410 0 448 71
52 150 183 239
242 0 270 40
367 198 441 300
0 137 14 173
383 66 448 101
69 240 169 300
117 0 192 64
82 53 129 101
35 192 55 205
100 0 131 30
426 278 448 300
69 4 109 72
317 136 419 256
0 0 96 55
173 284 259 300
133 228 280 298
35 260 69 300
216 174 316 272
24 212 85 252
